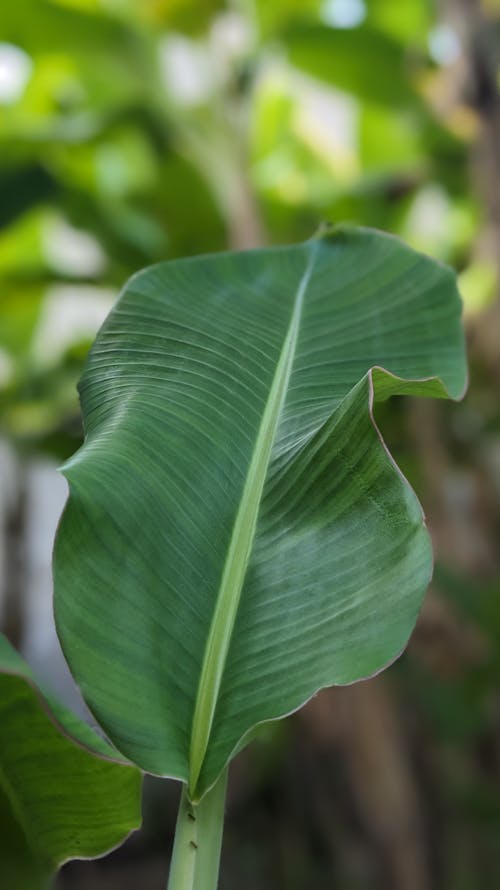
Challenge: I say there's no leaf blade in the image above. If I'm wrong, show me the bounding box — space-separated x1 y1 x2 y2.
54 227 467 797
0 634 142 878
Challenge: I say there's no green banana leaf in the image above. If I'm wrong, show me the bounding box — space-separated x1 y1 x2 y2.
0 634 142 886
54 226 467 800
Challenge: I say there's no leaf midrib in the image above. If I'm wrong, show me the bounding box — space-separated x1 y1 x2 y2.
188 243 318 797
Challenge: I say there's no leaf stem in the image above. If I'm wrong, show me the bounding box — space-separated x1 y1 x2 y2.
167 768 228 890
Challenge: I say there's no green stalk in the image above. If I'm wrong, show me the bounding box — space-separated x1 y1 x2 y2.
167 768 228 890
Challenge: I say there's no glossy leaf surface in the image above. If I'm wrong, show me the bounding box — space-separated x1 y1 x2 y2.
54 227 467 799
0 634 142 884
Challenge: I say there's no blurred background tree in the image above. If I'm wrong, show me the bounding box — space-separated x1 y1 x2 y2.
0 1 499 888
